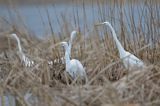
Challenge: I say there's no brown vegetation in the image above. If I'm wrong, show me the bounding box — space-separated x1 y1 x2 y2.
0 0 159 106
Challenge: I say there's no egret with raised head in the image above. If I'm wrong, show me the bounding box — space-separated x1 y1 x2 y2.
96 21 144 70
10 33 34 67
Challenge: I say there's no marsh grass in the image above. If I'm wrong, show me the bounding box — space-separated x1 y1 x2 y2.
0 0 160 106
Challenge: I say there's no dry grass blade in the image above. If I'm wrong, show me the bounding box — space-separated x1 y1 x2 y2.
0 0 159 105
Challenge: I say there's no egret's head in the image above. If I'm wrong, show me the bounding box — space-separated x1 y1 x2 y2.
103 21 110 25
95 21 110 26
9 33 20 43
10 33 17 38
70 30 79 43
71 30 77 36
59 41 68 50
11 33 16 36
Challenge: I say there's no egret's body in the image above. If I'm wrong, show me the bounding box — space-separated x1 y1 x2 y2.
60 42 87 80
10 33 34 67
121 51 144 69
67 59 86 79
97 21 144 70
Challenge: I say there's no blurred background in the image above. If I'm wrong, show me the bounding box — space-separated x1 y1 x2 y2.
0 0 159 40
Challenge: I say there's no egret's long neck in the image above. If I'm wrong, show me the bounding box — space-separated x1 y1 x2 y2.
65 47 70 68
68 32 75 57
68 40 72 57
12 34 22 53
105 23 125 56
16 37 22 53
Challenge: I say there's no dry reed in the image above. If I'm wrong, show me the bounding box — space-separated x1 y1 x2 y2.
0 0 159 106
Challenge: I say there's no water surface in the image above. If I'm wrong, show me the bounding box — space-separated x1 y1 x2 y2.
0 1 159 39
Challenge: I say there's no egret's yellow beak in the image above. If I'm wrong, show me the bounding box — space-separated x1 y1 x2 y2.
50 42 63 49
94 23 104 26
55 42 61 47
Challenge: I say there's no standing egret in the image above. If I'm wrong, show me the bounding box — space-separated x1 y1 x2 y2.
96 21 144 70
59 41 87 80
10 33 34 67
50 30 78 65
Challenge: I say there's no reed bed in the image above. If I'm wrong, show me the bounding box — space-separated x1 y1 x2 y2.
0 0 159 106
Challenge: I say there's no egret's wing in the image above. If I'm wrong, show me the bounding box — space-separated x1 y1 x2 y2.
129 54 144 65
70 59 86 78
123 52 144 69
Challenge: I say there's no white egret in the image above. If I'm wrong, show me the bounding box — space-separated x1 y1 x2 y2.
10 33 34 67
59 41 87 80
49 30 78 65
96 21 144 70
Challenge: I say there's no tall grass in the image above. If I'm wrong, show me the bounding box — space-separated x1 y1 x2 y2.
0 0 160 105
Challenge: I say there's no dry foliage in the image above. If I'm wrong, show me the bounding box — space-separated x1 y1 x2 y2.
0 0 160 106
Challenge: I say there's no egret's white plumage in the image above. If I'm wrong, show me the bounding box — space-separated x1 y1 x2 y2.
60 41 87 80
97 21 144 70
10 33 34 67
